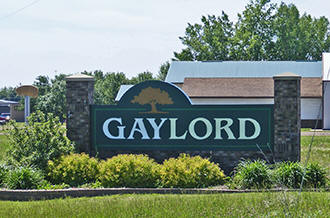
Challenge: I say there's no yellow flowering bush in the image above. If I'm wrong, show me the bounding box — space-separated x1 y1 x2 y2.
98 154 161 188
47 153 99 187
160 154 225 188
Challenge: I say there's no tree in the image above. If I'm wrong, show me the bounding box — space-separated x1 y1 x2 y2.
130 71 154 84
174 12 234 61
157 61 170 81
35 77 66 121
232 0 276 60
94 72 129 105
174 0 330 61
33 75 50 96
131 87 173 113
0 87 19 101
273 3 330 60
94 71 156 105
6 111 74 171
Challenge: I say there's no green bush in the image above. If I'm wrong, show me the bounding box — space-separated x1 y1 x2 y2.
232 160 273 189
79 181 103 188
160 154 225 188
0 163 9 186
5 111 74 171
98 154 160 188
38 182 70 190
274 162 305 188
305 163 327 188
274 162 327 189
47 153 99 187
4 167 44 189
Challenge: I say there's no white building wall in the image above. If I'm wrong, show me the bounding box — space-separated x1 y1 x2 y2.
301 99 322 120
323 53 330 80
324 82 330 129
323 53 330 129
191 98 322 120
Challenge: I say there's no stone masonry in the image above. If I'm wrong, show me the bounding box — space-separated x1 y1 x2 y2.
273 72 301 162
66 74 94 153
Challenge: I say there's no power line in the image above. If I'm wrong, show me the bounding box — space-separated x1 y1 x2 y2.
0 0 42 22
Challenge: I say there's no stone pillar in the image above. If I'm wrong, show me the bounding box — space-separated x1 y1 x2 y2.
66 74 94 153
273 72 301 162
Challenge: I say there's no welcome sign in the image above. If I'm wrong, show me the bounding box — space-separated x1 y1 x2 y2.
91 81 273 151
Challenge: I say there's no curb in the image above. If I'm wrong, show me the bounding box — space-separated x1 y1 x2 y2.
0 188 328 201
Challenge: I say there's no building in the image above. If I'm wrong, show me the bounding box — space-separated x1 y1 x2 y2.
0 99 24 122
0 99 18 114
116 53 330 129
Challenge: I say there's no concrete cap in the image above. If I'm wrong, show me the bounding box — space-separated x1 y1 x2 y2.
273 72 301 80
66 73 95 82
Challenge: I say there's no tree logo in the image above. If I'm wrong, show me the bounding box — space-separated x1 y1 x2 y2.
131 87 173 113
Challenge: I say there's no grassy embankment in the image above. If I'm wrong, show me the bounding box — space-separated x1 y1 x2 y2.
301 135 330 175
0 192 328 217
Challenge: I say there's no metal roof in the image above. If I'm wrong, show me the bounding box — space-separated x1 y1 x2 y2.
0 99 19 106
165 61 322 83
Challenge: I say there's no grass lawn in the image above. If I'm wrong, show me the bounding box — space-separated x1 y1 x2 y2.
301 135 330 175
0 192 328 217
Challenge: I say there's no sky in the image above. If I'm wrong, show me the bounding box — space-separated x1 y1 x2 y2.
1 0 330 88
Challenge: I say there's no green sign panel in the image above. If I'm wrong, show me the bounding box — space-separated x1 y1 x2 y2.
91 81 273 151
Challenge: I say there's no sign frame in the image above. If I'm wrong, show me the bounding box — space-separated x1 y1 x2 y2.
90 81 274 152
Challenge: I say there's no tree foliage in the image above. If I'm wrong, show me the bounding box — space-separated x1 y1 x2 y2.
94 72 129 105
174 0 330 61
94 71 155 105
174 12 234 61
157 61 170 81
0 87 19 101
5 111 74 171
28 74 67 121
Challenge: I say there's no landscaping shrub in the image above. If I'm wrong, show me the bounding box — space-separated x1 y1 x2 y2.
305 163 327 188
5 111 74 171
232 160 273 189
160 154 225 188
98 154 160 188
274 161 305 188
47 153 99 187
79 181 103 188
0 163 9 186
38 182 70 190
4 167 44 189
274 162 327 189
